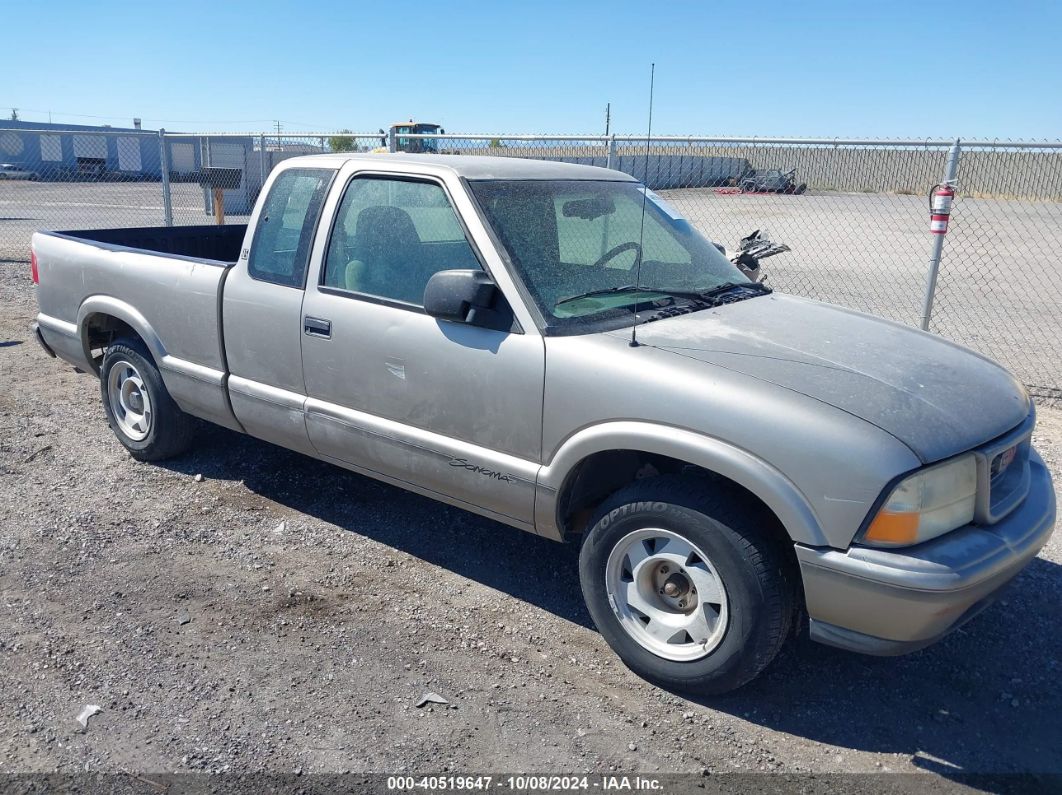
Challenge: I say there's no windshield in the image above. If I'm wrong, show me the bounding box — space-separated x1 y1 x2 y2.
469 179 750 332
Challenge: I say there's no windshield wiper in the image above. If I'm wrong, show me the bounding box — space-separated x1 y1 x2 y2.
555 284 663 307
693 281 772 300
556 281 771 308
639 282 773 324
639 281 772 305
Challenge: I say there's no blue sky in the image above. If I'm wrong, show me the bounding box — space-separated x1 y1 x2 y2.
2 0 1059 138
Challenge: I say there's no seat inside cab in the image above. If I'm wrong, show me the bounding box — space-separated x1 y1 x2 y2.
323 180 481 305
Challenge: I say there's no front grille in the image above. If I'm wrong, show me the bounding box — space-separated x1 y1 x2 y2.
989 442 1028 510
976 411 1034 525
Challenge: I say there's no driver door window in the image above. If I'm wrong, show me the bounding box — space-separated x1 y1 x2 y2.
322 177 481 306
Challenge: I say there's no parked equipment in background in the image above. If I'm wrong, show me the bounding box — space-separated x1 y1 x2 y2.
737 168 807 195
722 229 790 283
378 121 447 153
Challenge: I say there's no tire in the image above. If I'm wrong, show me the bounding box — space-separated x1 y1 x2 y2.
579 474 797 694
99 336 196 461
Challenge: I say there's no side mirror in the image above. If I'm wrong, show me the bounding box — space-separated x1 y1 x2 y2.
424 269 509 330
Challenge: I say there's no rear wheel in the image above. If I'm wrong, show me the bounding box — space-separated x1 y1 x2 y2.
579 474 797 694
100 337 196 461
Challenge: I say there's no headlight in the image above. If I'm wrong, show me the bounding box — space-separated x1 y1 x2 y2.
860 454 977 547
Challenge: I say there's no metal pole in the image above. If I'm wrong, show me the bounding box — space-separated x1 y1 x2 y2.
259 133 267 190
920 138 961 331
204 136 213 218
388 127 397 153
158 128 173 226
602 136 614 253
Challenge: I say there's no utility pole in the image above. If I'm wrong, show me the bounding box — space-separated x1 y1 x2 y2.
275 120 282 138
604 103 610 137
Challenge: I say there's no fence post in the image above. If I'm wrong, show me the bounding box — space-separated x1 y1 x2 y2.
606 134 617 170
259 133 267 190
920 138 961 331
158 128 173 227
388 127 397 153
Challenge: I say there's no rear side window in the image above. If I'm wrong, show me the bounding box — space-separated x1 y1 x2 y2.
248 168 333 287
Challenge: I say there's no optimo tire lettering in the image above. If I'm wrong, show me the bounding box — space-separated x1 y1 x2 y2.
599 501 669 529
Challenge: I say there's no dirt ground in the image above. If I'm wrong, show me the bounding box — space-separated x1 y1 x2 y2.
1 257 1060 789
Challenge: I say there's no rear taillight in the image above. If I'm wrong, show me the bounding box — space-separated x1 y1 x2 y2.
30 250 39 284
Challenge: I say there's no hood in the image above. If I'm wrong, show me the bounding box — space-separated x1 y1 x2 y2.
622 294 1029 463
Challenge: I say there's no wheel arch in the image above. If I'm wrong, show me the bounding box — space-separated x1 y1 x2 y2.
536 422 827 547
77 296 166 375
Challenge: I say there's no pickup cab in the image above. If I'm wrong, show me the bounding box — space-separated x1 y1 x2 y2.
31 154 1056 693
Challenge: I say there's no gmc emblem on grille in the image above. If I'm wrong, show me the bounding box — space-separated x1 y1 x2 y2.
991 446 1018 480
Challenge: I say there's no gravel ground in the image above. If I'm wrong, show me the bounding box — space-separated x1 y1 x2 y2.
1 257 1060 788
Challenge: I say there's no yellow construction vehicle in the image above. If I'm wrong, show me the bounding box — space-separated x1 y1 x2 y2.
373 121 446 153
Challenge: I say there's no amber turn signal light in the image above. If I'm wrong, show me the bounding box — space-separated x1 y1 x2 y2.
862 510 920 546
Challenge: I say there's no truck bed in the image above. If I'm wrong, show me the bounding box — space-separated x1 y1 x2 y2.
53 224 247 264
32 223 249 432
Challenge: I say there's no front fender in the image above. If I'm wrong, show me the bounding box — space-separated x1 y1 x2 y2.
535 421 827 546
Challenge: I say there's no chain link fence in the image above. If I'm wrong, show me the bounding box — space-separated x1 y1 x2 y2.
1 126 1060 399
161 132 388 227
0 127 168 258
930 141 1062 401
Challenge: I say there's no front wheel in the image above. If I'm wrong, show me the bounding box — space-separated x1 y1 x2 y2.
579 475 797 694
100 337 196 461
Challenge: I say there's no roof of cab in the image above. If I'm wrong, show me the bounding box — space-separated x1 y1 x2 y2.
279 153 638 182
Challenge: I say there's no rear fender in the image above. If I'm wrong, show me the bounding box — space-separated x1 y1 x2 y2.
76 294 241 432
77 295 167 374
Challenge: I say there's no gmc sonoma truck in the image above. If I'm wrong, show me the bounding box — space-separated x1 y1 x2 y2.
31 154 1056 693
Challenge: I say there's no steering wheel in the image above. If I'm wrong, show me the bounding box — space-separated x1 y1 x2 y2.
592 241 642 270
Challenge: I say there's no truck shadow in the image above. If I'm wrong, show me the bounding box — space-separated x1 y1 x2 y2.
164 425 593 628
163 426 1061 777
679 567 1062 779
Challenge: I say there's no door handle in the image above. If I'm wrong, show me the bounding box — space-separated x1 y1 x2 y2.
303 316 332 339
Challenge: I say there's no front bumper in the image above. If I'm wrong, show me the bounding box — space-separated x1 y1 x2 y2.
798 449 1056 655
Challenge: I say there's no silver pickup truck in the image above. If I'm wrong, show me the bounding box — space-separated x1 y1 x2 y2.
31 154 1056 694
